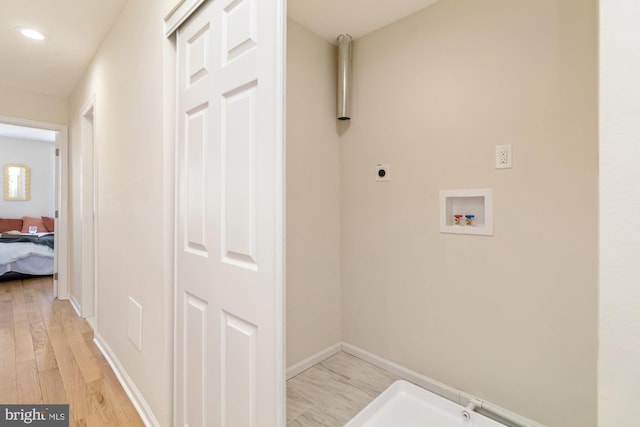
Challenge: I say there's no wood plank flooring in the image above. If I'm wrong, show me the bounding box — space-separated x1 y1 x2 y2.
287 351 400 426
2 277 401 426
0 277 143 426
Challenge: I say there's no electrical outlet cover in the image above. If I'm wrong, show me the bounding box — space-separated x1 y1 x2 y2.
495 145 512 169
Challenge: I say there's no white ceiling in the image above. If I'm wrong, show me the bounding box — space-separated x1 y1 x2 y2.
0 0 440 102
287 0 441 42
0 123 56 143
0 0 127 98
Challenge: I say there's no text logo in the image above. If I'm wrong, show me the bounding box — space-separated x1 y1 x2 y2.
0 405 69 427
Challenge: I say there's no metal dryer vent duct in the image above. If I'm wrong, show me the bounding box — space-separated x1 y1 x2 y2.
336 34 353 120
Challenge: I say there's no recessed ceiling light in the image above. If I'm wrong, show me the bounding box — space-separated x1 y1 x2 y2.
15 27 47 41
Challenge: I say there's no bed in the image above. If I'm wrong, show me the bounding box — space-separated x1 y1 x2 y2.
0 216 55 281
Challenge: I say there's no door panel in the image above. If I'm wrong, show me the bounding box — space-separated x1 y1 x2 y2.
222 81 257 268
184 293 207 427
184 103 209 256
175 0 284 425
223 0 257 62
221 312 257 426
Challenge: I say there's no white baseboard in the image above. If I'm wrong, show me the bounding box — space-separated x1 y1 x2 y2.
340 343 545 427
340 342 462 404
85 315 97 331
69 295 81 317
286 343 342 379
93 334 160 427
286 342 460 401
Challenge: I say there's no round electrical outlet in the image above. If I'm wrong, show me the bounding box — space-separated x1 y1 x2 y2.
375 164 391 182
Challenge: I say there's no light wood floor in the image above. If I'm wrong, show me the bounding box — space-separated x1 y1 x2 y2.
0 277 143 426
1 277 398 426
287 351 400 426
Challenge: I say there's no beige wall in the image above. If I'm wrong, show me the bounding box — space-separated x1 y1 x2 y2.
58 0 598 424
68 0 175 423
0 83 68 125
339 1 597 426
286 19 342 366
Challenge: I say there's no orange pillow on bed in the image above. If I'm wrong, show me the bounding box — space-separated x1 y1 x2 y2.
21 216 47 233
41 216 55 232
0 218 23 233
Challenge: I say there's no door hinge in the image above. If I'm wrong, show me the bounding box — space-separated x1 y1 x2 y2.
55 210 59 218
56 148 60 157
54 272 58 280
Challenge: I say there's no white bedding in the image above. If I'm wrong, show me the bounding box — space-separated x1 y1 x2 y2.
0 255 54 276
0 242 54 264
0 242 54 276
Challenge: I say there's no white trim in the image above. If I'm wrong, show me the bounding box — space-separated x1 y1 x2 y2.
0 114 69 300
93 334 160 427
289 343 546 426
69 295 81 317
275 0 287 424
55 127 69 300
78 96 98 323
163 21 177 427
341 343 461 404
164 0 207 37
341 343 546 427
171 26 180 427
286 343 342 380
85 315 97 331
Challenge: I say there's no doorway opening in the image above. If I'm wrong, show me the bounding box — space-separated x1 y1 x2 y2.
0 115 69 298
79 98 97 329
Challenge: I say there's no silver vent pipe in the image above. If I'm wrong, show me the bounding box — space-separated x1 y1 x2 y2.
337 34 353 120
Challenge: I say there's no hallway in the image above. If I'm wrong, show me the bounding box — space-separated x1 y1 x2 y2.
0 277 143 426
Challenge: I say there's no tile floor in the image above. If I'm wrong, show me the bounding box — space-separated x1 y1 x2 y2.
286 351 400 426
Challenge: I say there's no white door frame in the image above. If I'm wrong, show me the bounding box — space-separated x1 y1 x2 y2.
0 114 69 299
79 97 98 328
164 0 209 37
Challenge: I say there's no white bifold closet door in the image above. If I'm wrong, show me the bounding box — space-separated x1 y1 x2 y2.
174 0 285 425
